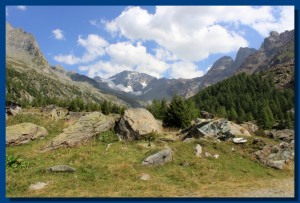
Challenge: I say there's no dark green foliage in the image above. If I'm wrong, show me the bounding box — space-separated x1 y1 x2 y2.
6 155 29 169
163 95 191 129
189 73 294 129
146 98 168 120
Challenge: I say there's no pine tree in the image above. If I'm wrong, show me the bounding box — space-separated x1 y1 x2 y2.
163 95 191 129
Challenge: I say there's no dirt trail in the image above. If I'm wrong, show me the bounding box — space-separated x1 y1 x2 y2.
239 178 294 197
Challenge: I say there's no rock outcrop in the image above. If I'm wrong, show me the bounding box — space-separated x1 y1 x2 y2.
267 129 294 142
142 148 173 166
252 141 294 170
41 112 114 152
6 123 48 146
115 108 162 140
181 119 251 141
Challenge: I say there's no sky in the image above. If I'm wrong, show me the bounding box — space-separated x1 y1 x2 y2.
6 6 294 79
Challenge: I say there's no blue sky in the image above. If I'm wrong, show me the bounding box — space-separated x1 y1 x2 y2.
6 6 294 79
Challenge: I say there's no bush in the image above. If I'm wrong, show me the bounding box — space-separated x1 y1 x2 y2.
6 155 29 169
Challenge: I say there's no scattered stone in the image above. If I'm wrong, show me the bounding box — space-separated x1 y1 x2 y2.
181 119 251 141
48 165 75 172
205 152 213 158
252 138 263 145
233 138 248 144
194 144 202 157
142 148 173 166
179 160 190 167
232 147 235 152
41 112 115 152
115 108 162 141
41 105 68 119
29 182 47 190
214 154 220 159
6 123 48 146
140 173 151 181
252 142 294 170
268 160 285 170
6 101 22 116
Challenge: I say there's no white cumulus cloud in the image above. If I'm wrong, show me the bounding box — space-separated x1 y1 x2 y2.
169 61 204 79
52 29 65 40
79 41 169 78
54 34 108 65
105 6 294 62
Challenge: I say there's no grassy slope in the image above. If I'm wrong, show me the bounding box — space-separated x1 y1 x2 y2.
6 112 294 197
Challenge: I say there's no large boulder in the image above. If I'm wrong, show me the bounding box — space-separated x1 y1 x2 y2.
181 118 251 141
41 112 114 152
142 148 173 166
252 142 294 170
115 108 162 140
6 123 48 146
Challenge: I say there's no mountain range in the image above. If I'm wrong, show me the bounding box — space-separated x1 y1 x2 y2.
6 21 294 107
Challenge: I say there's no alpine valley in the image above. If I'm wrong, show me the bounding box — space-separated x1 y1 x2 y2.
6 17 295 198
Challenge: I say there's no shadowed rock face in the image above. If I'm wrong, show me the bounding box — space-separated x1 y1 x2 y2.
115 108 162 141
40 112 115 152
6 123 48 146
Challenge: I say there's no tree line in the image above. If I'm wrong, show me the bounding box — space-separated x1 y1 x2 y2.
147 73 294 130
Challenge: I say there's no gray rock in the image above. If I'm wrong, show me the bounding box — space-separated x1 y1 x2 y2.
214 154 220 159
29 182 47 190
6 123 48 146
48 165 75 172
41 112 115 152
6 105 21 116
252 141 294 170
205 152 213 158
142 148 173 166
233 138 247 144
181 119 251 141
268 129 294 142
268 160 285 170
194 144 202 157
115 108 162 141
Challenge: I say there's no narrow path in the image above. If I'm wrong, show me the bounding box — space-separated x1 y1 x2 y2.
240 178 294 197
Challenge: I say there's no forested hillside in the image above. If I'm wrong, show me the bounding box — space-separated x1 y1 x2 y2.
189 72 294 129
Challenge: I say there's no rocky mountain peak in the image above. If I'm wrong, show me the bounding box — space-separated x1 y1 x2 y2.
237 29 294 74
209 56 233 72
6 22 48 68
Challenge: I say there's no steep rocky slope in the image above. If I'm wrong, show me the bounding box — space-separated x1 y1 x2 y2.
6 22 127 107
